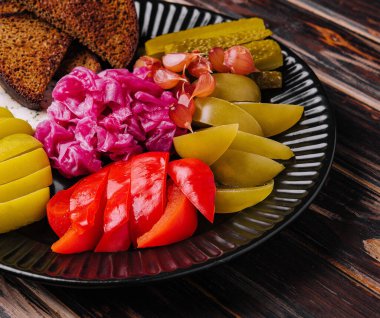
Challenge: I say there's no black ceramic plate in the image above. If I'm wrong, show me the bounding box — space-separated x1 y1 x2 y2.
0 0 335 287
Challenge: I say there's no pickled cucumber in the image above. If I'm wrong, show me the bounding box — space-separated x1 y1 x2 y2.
251 71 282 89
210 73 261 102
145 17 266 55
165 29 272 54
244 40 283 71
211 149 284 187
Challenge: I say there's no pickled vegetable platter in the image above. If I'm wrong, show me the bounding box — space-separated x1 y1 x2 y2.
0 0 335 286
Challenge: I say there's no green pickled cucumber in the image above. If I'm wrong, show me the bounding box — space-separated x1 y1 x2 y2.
145 17 266 56
244 40 283 71
251 71 282 89
164 28 272 54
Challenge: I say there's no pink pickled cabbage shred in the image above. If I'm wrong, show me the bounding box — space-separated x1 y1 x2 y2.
35 67 182 178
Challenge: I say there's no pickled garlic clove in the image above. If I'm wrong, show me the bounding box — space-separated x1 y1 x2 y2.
188 56 212 78
134 55 162 70
171 80 194 99
208 47 230 73
162 53 198 73
191 72 216 98
153 68 187 89
178 92 196 115
169 104 193 132
224 45 259 75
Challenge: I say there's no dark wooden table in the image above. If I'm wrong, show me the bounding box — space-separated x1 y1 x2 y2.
1 1 379 317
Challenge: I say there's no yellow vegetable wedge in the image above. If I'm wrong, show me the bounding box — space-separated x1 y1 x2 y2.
0 117 33 139
0 148 50 185
210 73 261 102
215 180 274 213
145 17 266 55
235 102 304 137
230 131 294 159
212 149 284 187
194 97 263 136
0 187 50 233
0 133 42 162
0 107 14 118
0 166 52 203
174 124 238 165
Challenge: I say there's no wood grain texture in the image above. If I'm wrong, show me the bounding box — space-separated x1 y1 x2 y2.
0 1 379 317
285 0 380 44
0 276 78 318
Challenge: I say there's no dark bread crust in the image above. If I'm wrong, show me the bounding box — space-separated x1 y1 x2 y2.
0 13 71 109
55 42 102 78
18 0 139 68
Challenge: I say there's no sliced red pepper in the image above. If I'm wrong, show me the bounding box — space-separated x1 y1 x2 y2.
47 185 77 238
95 161 132 252
130 152 169 244
137 180 198 248
168 158 216 223
51 167 110 254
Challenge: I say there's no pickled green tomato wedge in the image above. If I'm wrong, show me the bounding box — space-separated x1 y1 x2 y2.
230 131 294 160
211 149 284 187
194 97 263 136
210 73 261 102
173 124 239 165
215 180 274 213
235 102 304 137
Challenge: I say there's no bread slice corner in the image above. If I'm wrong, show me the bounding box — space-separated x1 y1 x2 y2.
0 13 71 109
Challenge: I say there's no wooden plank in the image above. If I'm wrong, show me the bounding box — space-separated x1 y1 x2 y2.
0 275 78 318
228 230 380 318
284 82 380 294
328 85 380 190
45 280 239 317
285 0 380 44
38 231 380 318
169 0 380 111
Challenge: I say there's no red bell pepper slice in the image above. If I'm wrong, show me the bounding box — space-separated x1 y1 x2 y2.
130 152 169 244
168 158 216 223
47 184 77 238
137 180 198 248
51 167 110 254
95 161 132 252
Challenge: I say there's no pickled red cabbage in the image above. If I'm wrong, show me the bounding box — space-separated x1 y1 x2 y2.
35 67 180 178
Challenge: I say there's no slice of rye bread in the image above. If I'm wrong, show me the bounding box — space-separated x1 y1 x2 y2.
0 1 26 15
0 13 71 109
55 42 102 78
18 0 139 68
0 1 102 77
